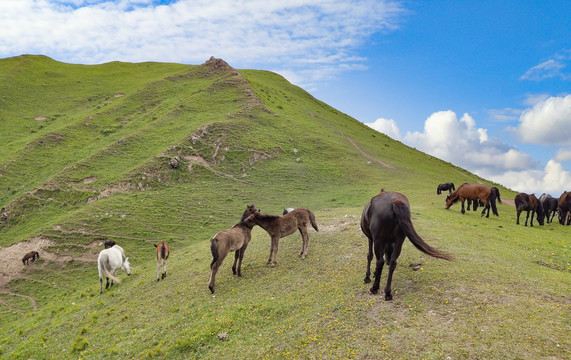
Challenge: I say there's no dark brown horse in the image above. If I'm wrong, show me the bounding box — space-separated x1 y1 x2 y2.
245 208 319 267
437 182 455 195
361 190 452 300
104 239 116 249
558 191 571 225
22 251 40 265
445 183 498 217
154 241 170 281
208 205 259 294
515 193 544 226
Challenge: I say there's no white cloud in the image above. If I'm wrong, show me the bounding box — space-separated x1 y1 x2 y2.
485 160 571 195
404 110 536 173
0 0 404 88
365 118 402 140
554 148 571 162
516 94 571 145
520 50 571 81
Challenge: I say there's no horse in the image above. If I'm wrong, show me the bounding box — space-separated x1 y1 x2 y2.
282 208 295 215
104 239 116 249
245 208 319 267
445 183 498 217
539 194 558 224
361 190 452 300
154 241 170 281
436 182 455 195
97 245 131 294
208 204 259 294
515 193 544 226
558 191 571 225
22 251 39 265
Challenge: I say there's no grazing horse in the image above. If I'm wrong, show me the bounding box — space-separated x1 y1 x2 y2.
104 239 116 249
208 205 259 294
154 241 170 281
558 191 571 225
445 183 498 217
97 245 131 294
515 193 544 226
361 190 452 300
245 208 319 267
436 182 455 195
22 251 40 265
539 194 559 224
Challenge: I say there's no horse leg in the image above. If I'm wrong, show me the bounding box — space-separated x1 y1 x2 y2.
236 243 248 277
99 277 103 294
105 277 110 289
232 249 241 275
524 211 530 226
370 238 385 294
364 237 373 284
384 241 403 301
162 258 167 279
461 200 466 214
299 228 309 259
156 259 161 281
208 253 226 294
516 210 521 225
270 237 280 267
530 210 535 227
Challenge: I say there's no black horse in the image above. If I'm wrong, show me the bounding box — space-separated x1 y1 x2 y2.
361 190 452 300
539 194 558 224
437 182 455 195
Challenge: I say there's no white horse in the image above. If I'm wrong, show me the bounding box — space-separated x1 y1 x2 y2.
97 245 131 294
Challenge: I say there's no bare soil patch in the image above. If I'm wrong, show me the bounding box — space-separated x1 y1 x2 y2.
34 116 47 121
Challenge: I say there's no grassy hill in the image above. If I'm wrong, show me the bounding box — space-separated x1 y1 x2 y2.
0 55 569 359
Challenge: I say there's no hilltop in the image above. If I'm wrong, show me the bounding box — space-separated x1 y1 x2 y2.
0 55 568 359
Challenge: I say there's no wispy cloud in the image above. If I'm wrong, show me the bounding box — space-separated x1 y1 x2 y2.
0 0 404 88
520 49 571 81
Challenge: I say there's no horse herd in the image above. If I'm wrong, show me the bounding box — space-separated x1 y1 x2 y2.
17 184 569 301
438 182 571 227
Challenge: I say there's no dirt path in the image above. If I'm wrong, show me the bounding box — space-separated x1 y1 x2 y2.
344 135 395 169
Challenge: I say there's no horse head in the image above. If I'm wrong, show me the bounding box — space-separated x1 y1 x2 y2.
122 257 132 276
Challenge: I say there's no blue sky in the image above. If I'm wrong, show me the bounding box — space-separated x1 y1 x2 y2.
1 0 570 194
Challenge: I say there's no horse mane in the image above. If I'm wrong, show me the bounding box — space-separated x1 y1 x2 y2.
255 213 281 221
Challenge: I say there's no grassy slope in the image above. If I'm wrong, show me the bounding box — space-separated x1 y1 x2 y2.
0 56 569 359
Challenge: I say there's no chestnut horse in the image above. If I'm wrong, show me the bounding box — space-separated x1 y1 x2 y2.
361 190 452 300
154 241 170 281
558 191 571 225
445 183 498 217
515 193 544 226
436 182 455 195
245 208 319 267
208 205 259 294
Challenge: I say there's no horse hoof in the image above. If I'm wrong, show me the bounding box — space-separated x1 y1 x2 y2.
162 273 166 279
385 294 393 301
364 278 371 284
369 287 379 294
270 262 277 268
209 285 215 294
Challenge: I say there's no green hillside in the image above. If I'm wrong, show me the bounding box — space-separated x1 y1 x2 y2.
0 55 569 359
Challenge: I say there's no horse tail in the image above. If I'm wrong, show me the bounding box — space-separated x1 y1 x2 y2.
515 195 526 212
489 188 499 216
160 243 167 260
210 236 219 267
308 210 319 231
99 253 120 283
451 183 455 191
437 186 441 195
493 187 502 204
392 199 452 261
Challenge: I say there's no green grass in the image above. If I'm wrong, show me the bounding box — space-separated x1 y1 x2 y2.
0 55 569 359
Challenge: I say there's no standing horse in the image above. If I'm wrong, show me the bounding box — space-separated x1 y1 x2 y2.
445 183 498 217
245 208 319 267
97 245 131 294
361 190 452 300
154 241 170 281
104 239 116 249
558 191 571 225
539 194 558 224
436 182 455 195
515 193 545 226
22 251 40 265
208 205 259 294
